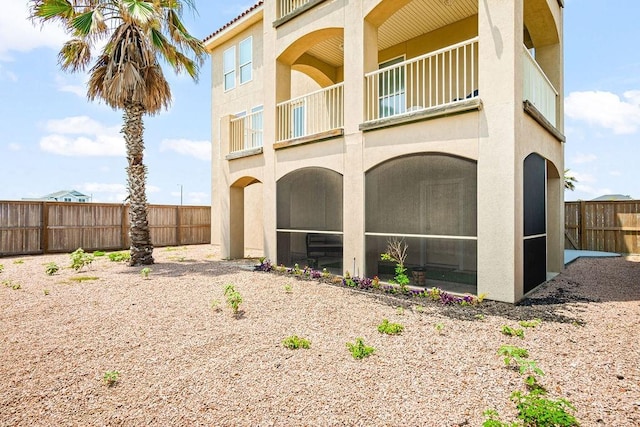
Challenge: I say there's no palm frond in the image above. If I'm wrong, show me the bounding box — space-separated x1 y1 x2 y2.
29 0 74 22
120 0 157 24
58 38 92 72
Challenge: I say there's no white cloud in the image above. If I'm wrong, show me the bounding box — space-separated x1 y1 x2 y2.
79 183 126 194
572 171 596 184
160 138 211 160
55 74 87 97
0 3 68 61
187 192 209 204
39 116 125 157
8 143 21 151
571 153 597 164
565 90 640 135
609 170 622 177
75 182 161 203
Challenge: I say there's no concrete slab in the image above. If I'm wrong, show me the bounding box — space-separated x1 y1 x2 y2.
564 250 620 265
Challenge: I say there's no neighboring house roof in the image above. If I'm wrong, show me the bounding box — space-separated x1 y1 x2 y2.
591 194 634 201
24 190 91 201
203 1 264 43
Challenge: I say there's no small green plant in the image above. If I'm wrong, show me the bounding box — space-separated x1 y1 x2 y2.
426 287 441 301
482 409 517 427
140 267 151 279
224 284 243 315
12 283 21 290
501 325 525 339
396 306 405 316
414 304 425 313
70 248 94 271
69 276 99 283
0 264 4 273
2 280 11 287
377 319 404 335
93 250 106 257
108 251 130 262
381 237 410 292
103 370 120 387
346 338 375 360
498 345 545 389
321 268 330 279
519 318 542 328
45 262 60 276
498 345 529 362
43 289 50 295
282 335 311 350
511 389 578 427
210 299 221 311
475 314 486 320
13 259 24 264
434 322 445 334
292 263 302 276
283 284 293 293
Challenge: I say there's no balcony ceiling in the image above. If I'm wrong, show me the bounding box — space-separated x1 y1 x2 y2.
300 0 478 69
306 36 344 68
379 0 478 50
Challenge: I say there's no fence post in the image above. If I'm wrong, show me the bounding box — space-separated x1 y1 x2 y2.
121 204 128 250
176 206 182 246
40 202 49 254
579 200 586 250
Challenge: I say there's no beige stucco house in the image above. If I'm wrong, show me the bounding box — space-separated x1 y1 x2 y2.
204 0 565 303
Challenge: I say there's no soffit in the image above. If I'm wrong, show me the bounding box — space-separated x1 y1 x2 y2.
378 0 478 50
306 36 344 67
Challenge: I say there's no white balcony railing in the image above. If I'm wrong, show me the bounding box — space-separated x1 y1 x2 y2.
276 82 344 143
230 109 263 154
365 38 479 122
522 46 557 127
278 0 313 19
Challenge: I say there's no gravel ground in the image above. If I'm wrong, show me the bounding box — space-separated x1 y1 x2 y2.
0 245 638 426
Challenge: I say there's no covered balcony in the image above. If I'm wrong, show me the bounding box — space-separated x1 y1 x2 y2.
275 0 327 26
228 108 264 156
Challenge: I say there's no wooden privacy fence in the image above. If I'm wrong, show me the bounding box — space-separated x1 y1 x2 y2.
0 201 211 257
565 200 640 254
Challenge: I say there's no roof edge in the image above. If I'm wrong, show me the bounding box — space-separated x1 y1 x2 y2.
203 1 264 50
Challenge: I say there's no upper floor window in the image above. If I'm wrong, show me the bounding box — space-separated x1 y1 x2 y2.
223 46 236 91
239 37 253 84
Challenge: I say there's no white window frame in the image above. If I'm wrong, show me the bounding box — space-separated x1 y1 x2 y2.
378 55 406 118
239 36 253 85
223 46 236 91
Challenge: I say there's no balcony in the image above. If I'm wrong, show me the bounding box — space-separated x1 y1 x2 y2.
229 109 264 157
363 38 479 127
276 82 344 146
522 46 558 128
275 0 326 26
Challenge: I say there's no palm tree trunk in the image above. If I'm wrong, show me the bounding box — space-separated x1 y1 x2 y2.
123 102 154 266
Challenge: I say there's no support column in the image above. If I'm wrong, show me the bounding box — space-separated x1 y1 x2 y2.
229 185 245 259
477 0 523 303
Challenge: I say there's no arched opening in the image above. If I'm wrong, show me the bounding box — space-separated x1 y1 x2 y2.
523 153 547 294
365 154 477 294
228 176 263 259
277 168 343 273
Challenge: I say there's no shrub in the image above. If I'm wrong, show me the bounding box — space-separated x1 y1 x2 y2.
346 338 375 360
70 248 94 271
511 389 578 427
108 251 130 262
103 370 120 387
519 318 542 328
501 325 525 339
45 262 60 276
282 335 311 350
377 319 404 335
224 284 243 315
93 251 106 257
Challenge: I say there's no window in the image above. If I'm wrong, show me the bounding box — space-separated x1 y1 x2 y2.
239 37 253 84
250 105 263 148
378 57 406 118
292 102 305 138
223 46 236 91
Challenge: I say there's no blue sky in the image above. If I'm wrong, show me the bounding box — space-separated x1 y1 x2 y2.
0 0 638 204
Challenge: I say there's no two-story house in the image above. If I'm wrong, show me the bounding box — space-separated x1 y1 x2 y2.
204 0 565 303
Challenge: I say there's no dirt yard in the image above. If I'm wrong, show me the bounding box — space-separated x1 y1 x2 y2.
0 245 638 426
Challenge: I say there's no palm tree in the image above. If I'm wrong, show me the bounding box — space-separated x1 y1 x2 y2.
30 0 206 266
564 169 577 191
